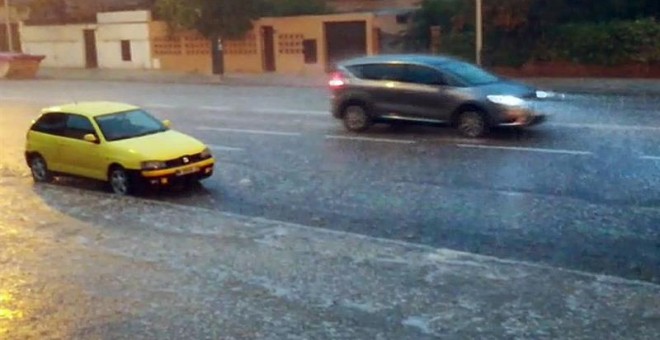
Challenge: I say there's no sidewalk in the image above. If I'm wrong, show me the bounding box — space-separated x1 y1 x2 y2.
0 173 658 338
33 67 660 96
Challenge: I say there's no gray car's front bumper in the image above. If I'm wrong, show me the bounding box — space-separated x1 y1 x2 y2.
493 100 549 127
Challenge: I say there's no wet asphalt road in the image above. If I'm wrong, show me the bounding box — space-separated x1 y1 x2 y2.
1 80 660 283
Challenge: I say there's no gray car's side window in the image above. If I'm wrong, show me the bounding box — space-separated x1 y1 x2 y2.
348 63 405 82
401 65 447 86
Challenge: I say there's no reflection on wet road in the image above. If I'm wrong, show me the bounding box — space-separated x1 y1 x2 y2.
1 82 660 285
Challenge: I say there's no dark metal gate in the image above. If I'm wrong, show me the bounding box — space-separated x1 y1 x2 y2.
262 26 276 72
324 21 367 71
83 29 98 68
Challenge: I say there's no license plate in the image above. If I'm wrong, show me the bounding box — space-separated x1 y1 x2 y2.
176 166 199 176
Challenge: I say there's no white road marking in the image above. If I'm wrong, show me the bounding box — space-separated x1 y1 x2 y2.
197 126 301 136
200 115 334 128
200 106 328 115
253 108 328 115
144 103 176 109
549 123 660 131
456 144 593 156
325 135 415 144
640 155 660 161
200 106 234 111
425 137 485 144
206 144 244 152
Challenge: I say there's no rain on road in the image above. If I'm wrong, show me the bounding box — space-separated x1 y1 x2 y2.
2 80 660 285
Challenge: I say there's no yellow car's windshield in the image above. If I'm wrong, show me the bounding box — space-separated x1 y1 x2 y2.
95 109 167 142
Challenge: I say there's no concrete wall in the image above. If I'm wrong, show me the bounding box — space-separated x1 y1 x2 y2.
96 11 152 69
223 31 262 73
20 10 154 69
149 21 212 74
224 12 376 75
151 12 377 75
20 24 95 67
97 23 151 69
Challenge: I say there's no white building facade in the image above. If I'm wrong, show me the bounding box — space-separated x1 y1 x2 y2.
20 10 154 69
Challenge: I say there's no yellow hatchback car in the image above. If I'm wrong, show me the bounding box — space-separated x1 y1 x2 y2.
25 101 215 195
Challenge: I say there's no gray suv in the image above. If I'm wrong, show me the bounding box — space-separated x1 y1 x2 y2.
330 54 548 138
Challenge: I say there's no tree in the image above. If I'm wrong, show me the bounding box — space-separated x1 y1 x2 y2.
262 0 329 17
402 0 472 52
155 0 329 39
155 0 262 40
25 0 67 24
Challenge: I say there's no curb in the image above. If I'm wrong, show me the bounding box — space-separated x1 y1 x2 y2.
25 73 660 96
33 74 325 89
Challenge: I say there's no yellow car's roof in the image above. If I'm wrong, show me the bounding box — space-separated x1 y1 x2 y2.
41 101 140 117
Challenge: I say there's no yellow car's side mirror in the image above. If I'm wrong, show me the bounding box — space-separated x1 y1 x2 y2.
83 134 98 143
162 119 172 128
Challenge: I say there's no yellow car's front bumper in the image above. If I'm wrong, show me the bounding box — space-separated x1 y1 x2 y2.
139 158 215 185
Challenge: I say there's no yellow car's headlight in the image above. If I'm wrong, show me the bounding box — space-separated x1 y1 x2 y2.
200 147 213 159
141 161 167 170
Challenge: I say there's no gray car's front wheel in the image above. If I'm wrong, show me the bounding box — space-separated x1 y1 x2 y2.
342 105 373 132
457 110 489 138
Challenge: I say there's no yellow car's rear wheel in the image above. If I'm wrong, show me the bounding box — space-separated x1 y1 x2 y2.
29 155 52 183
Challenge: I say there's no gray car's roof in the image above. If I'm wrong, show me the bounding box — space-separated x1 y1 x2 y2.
338 54 462 67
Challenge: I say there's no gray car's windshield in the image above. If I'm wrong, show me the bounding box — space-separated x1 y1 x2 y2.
440 61 500 86
95 109 166 141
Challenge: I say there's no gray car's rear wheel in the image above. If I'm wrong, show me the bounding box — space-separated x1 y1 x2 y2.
342 105 372 132
457 110 489 138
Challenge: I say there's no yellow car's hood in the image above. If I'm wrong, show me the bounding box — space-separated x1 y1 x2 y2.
111 130 206 160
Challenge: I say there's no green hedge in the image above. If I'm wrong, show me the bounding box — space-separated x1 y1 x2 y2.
413 18 659 67
534 18 660 65
440 33 476 62
438 30 538 67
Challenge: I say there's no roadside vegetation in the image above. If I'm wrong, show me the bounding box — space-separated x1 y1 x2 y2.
404 0 659 67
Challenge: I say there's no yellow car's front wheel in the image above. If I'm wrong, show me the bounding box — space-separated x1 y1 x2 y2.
108 166 134 196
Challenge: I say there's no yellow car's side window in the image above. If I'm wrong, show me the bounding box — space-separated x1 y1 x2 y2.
64 114 98 141
32 112 67 136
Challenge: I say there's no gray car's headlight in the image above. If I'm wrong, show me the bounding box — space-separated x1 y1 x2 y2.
487 95 525 106
200 147 213 159
535 90 552 99
141 161 167 170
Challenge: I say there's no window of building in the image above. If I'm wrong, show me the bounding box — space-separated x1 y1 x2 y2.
121 40 132 61
396 14 409 24
303 39 318 64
